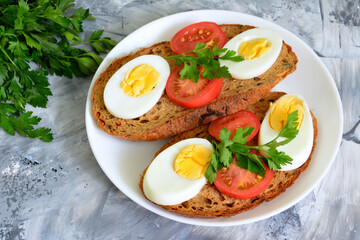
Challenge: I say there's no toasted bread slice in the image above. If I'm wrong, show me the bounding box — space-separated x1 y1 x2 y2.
139 92 318 218
91 25 298 141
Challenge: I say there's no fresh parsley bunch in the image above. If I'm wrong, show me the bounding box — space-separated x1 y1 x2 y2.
205 111 300 183
0 0 117 142
166 42 243 83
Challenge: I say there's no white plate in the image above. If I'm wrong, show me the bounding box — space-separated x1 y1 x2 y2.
85 10 343 226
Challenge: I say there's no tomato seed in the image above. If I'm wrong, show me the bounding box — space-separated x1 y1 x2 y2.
181 38 185 42
199 29 204 34
207 32 211 35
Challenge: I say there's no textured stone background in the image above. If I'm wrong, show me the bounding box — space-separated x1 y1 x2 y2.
0 0 359 239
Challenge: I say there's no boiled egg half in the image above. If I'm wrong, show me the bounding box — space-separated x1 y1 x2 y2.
219 28 282 79
103 55 170 119
143 138 213 206
258 94 314 171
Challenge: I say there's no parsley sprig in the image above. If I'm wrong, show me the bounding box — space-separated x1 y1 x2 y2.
166 42 243 83
205 111 300 184
0 0 117 142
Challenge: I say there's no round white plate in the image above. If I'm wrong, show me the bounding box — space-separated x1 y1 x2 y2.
85 10 343 226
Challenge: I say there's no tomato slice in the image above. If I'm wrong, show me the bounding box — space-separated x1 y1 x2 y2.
214 158 274 199
170 22 227 54
209 110 260 142
165 66 223 108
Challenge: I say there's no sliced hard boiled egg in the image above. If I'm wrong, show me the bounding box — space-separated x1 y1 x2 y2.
219 28 282 79
103 55 170 119
142 138 213 206
258 94 314 171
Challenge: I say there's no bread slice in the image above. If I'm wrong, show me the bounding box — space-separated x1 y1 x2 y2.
139 92 318 218
91 24 298 141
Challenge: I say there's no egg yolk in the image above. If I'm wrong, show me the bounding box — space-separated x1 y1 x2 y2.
238 38 272 60
269 96 305 132
174 145 212 180
121 64 160 97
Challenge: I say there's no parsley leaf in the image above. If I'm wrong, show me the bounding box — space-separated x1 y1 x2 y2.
205 153 218 184
205 111 299 183
262 110 300 148
166 43 243 83
0 0 116 142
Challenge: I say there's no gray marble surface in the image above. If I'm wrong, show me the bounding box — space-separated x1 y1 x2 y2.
1 0 359 239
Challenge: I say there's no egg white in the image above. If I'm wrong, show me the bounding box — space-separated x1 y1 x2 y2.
142 138 213 206
103 55 170 119
219 28 282 79
258 94 314 171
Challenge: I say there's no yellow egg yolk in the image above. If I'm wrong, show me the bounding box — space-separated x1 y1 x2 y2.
238 38 272 60
121 64 160 97
269 96 305 132
174 145 212 180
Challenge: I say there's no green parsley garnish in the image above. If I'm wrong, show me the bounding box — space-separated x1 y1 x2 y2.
205 111 300 184
0 0 117 142
166 42 243 83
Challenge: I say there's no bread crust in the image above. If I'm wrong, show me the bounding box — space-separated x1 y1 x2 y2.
139 92 318 218
91 24 298 141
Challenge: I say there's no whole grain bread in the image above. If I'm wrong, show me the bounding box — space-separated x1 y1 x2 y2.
91 24 298 141
139 92 318 218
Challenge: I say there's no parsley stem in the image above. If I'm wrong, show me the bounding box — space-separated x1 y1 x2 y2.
56 52 91 59
0 45 20 71
4 33 17 38
70 39 94 47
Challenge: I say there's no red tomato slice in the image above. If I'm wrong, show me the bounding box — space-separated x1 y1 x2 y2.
170 22 227 54
165 66 223 108
208 110 260 142
214 158 274 199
